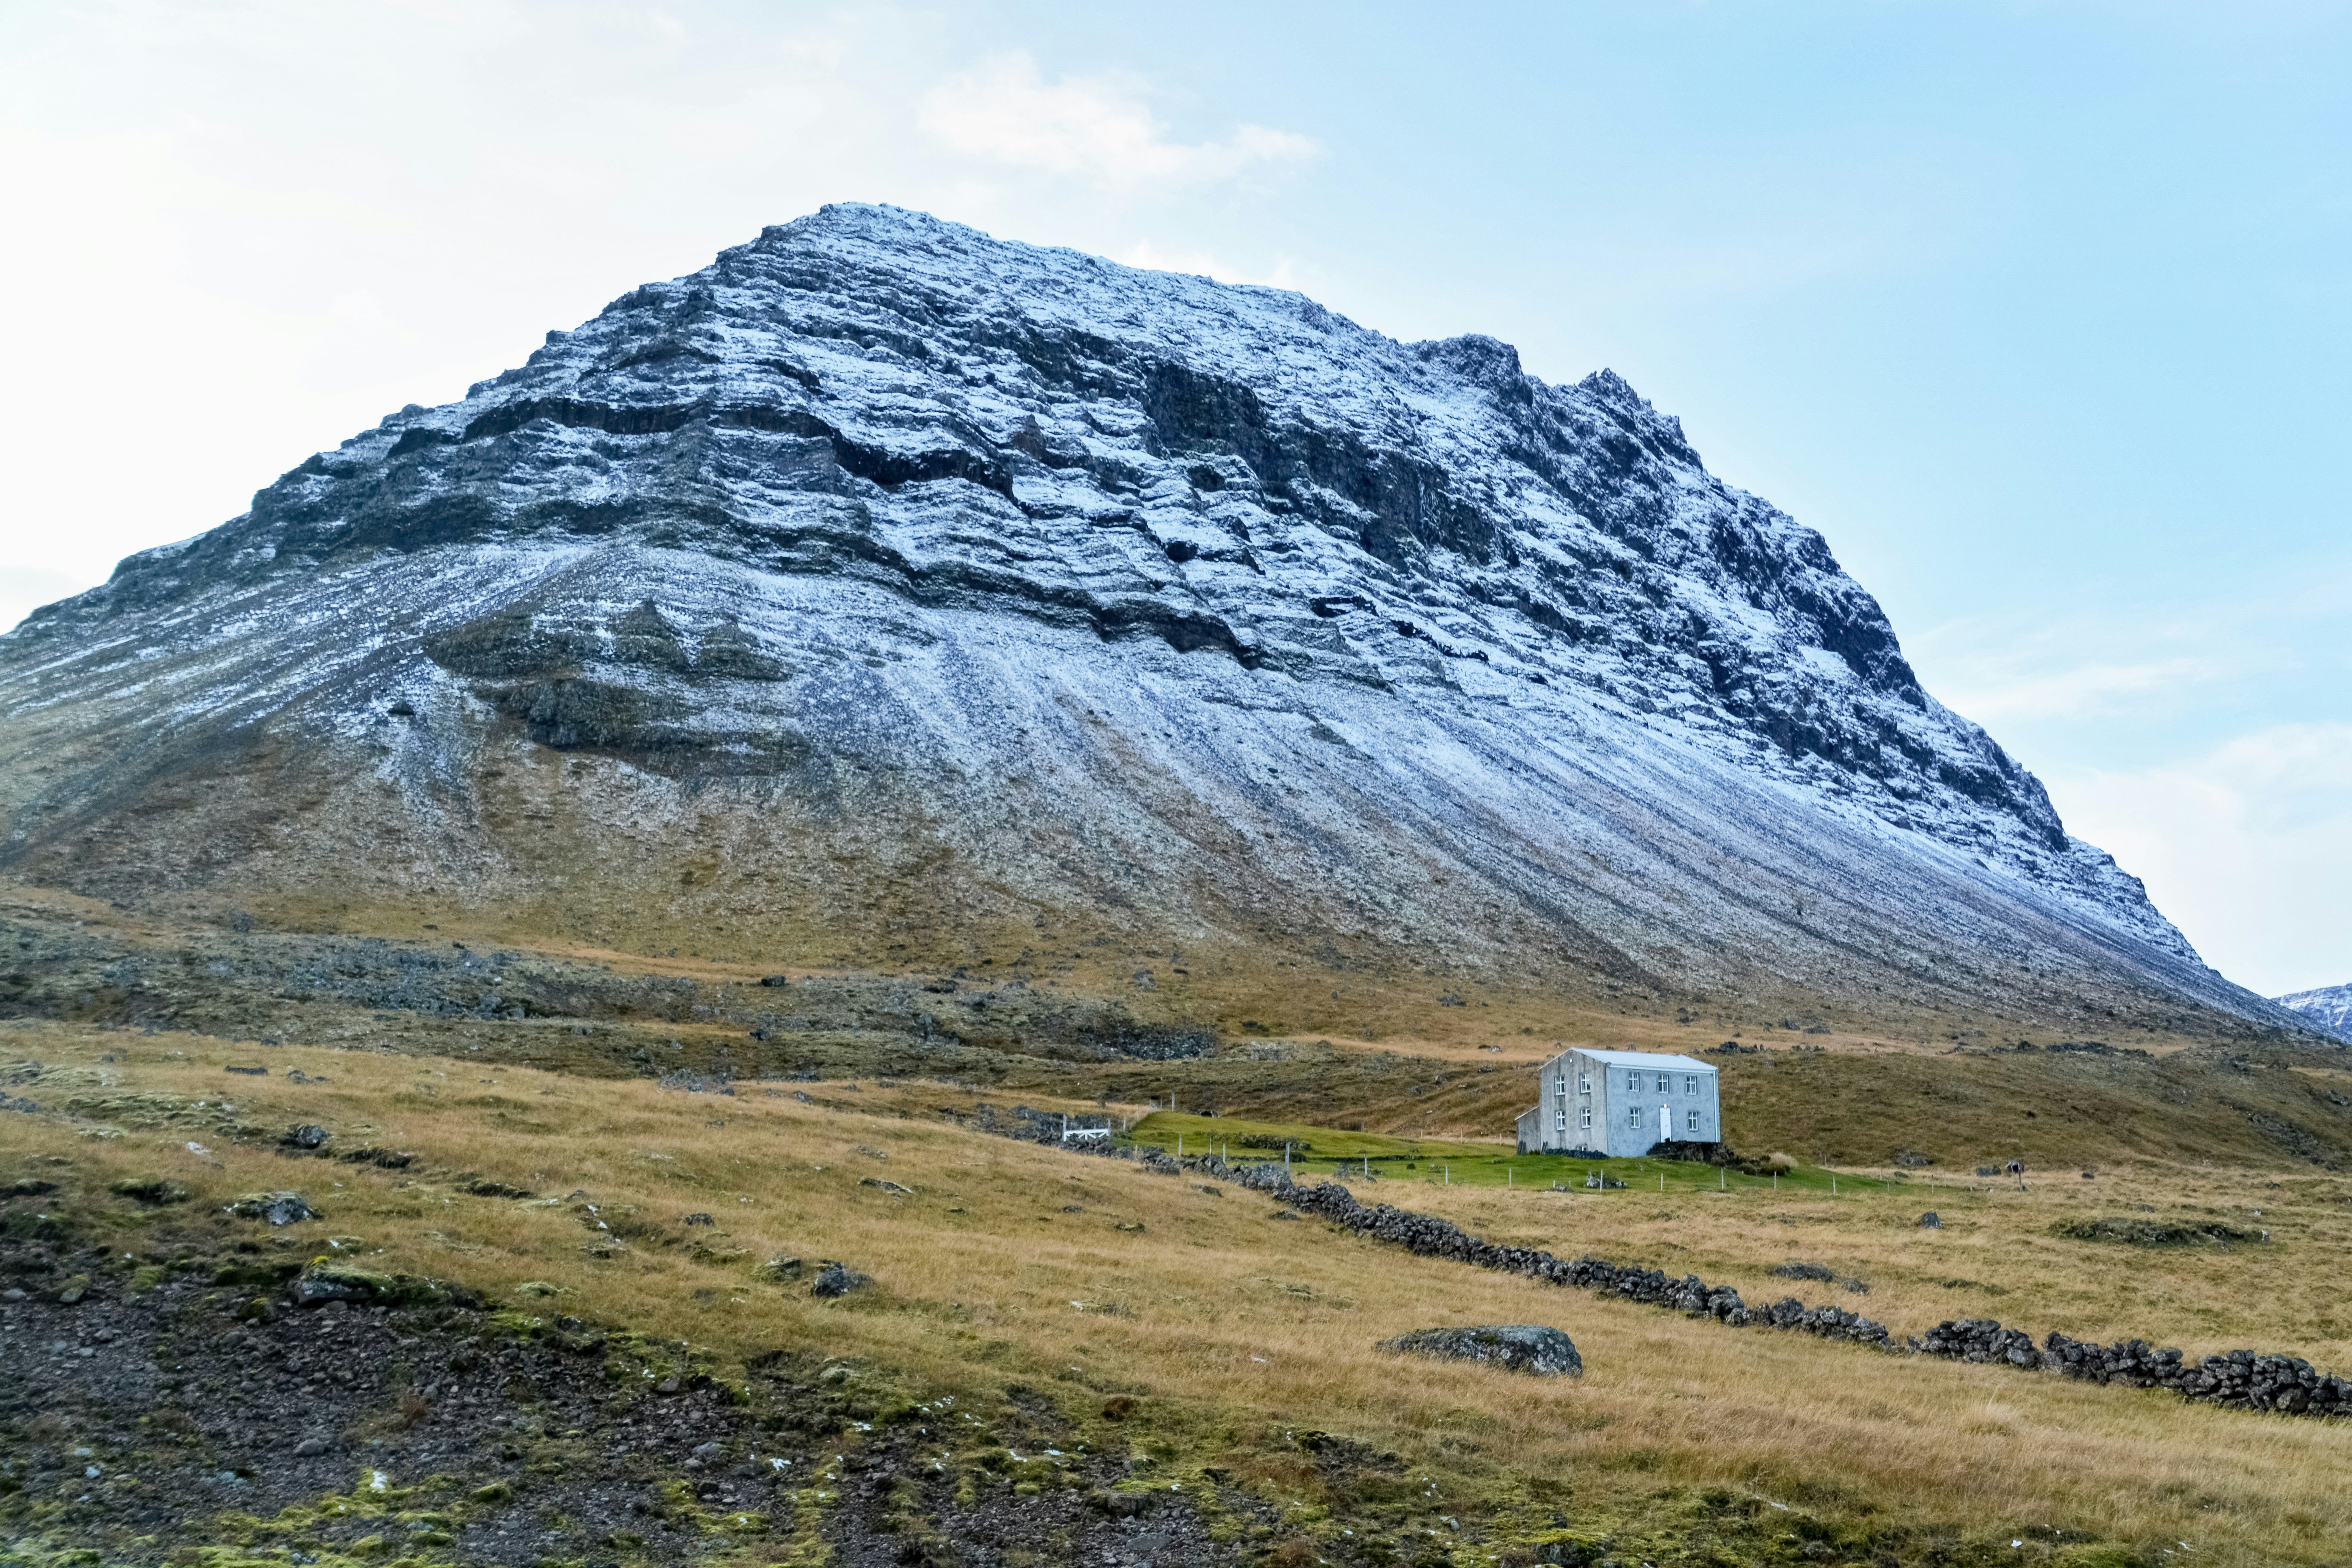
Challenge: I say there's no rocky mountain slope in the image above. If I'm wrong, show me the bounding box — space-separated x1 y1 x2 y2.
0 204 2311 1041
2278 984 2352 1041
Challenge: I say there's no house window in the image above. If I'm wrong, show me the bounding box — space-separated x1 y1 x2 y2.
1580 1108 1592 1130
1686 1108 1701 1134
1626 1105 1642 1129
1684 1074 1698 1095
1577 1074 1590 1094
1555 1111 1566 1132
1656 1071 1670 1093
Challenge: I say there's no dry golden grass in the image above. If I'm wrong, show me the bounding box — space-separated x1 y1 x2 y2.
8 1020 2352 1564
11 874 2338 1178
1359 1157 2352 1370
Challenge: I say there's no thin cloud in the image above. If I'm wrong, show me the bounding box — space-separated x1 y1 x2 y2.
1939 654 2227 722
919 53 1318 190
2045 722 2352 996
0 566 95 635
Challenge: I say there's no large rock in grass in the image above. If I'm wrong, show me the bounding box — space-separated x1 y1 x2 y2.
293 1262 451 1308
1380 1324 1582 1377
225 1191 318 1226
808 1261 872 1298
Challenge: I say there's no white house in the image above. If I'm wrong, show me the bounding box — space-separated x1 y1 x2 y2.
1515 1047 1722 1157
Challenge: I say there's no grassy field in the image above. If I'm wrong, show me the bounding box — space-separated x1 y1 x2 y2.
1123 1112 1898 1196
7 1019 2352 1565
6 878 2349 1179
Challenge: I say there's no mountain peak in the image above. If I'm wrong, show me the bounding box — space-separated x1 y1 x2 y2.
0 206 2298 1038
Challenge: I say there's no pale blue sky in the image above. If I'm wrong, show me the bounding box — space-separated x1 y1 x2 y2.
2 1 2345 991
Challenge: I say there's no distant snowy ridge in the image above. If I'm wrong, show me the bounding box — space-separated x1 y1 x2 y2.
2276 984 2352 1042
0 204 2308 1032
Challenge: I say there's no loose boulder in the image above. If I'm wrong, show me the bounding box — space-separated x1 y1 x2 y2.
282 1124 330 1150
1918 1212 1942 1229
1379 1324 1582 1378
809 1261 872 1298
226 1191 318 1225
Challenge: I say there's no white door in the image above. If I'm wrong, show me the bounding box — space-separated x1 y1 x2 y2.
1659 1102 1669 1142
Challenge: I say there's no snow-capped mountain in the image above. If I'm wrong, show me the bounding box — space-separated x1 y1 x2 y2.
2276 985 2352 1041
0 205 2306 1033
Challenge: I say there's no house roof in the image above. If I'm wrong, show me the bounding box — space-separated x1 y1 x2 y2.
1558 1048 1718 1073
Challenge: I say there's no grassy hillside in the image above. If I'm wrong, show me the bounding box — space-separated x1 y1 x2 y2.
5 1022 2352 1564
3 879 2347 1178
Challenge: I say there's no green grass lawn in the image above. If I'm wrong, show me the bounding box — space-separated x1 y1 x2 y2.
1125 1108 1936 1196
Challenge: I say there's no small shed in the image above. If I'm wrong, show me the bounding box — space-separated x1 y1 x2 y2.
1516 1047 1722 1158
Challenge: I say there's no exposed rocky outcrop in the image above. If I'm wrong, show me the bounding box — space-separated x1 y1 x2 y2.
0 910 1212 1067
0 204 2316 1036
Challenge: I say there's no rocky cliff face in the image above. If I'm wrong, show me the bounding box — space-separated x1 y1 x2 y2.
0 205 2303 1036
2276 985 2352 1041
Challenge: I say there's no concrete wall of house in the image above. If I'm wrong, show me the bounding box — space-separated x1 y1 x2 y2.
1588 1050 1617 1154
1597 1053 1720 1156
1526 1048 1720 1156
1529 1050 1602 1154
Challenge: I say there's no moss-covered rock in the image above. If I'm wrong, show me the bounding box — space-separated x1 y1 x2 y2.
111 1176 191 1204
294 1262 450 1308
